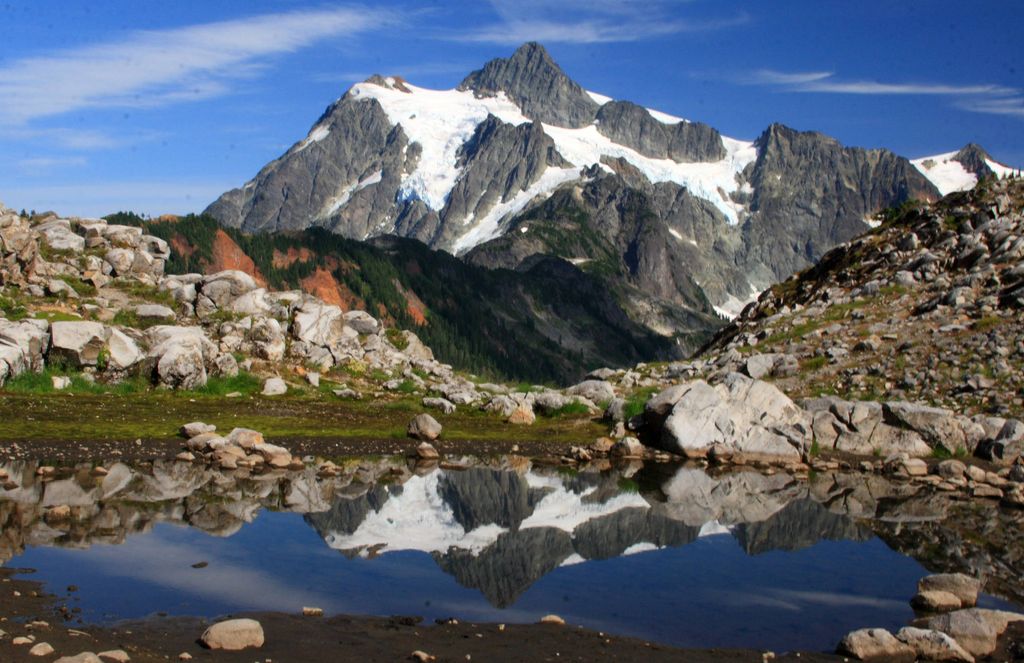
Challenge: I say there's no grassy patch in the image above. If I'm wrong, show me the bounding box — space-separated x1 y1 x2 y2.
623 386 659 420
57 275 97 297
973 316 1003 334
395 379 418 394
190 371 262 397
2 367 148 396
763 320 821 346
543 401 592 418
931 445 969 460
33 310 82 323
617 477 640 493
0 294 28 320
111 281 175 307
801 356 828 372
385 327 409 351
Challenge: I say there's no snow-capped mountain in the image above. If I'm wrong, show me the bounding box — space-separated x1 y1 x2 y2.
206 42 1012 347
912 143 1017 196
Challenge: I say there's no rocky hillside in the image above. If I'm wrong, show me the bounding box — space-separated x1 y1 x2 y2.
203 42 1014 351
104 211 675 382
702 174 1024 422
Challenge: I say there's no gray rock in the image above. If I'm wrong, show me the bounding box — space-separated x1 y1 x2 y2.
919 574 980 608
422 397 456 415
200 618 265 651
895 627 974 663
610 437 644 458
925 609 1024 657
181 422 215 438
912 590 966 613
262 377 287 396
49 321 108 368
565 379 615 404
838 628 915 660
106 329 143 370
416 441 440 460
134 304 175 321
342 310 380 335
408 413 442 441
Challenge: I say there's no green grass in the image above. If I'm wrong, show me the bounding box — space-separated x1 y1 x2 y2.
0 295 28 320
57 275 97 297
2 366 148 396
931 445 969 460
190 371 262 397
623 386 659 420
763 320 821 346
542 401 592 418
801 356 827 372
973 316 1003 334
110 281 175 307
33 310 82 323
395 379 418 394
617 477 640 493
385 327 409 351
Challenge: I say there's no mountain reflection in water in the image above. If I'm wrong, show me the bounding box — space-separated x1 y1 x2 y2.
1 457 1020 651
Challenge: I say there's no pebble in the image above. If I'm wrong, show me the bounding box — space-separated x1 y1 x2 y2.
540 614 566 625
29 642 55 656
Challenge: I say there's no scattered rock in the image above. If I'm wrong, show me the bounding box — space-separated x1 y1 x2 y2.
912 590 964 613
200 618 265 651
896 627 974 663
925 608 1024 657
539 614 566 626
407 413 442 441
29 642 56 656
180 422 215 438
918 574 981 608
261 377 287 396
837 628 915 660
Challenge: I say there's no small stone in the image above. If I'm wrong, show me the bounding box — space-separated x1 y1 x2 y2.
175 452 195 462
302 607 323 617
13 636 35 645
407 413 442 441
55 653 103 663
261 377 287 396
178 654 192 661
98 651 130 663
45 505 72 521
539 614 566 626
180 422 215 438
200 618 264 651
29 642 56 656
52 375 72 390
411 652 436 662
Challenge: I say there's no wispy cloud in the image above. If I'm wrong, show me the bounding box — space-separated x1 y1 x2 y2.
451 0 748 45
17 156 88 175
311 61 478 86
736 69 1023 120
0 7 397 126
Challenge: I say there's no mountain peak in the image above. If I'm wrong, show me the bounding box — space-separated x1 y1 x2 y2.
457 42 599 128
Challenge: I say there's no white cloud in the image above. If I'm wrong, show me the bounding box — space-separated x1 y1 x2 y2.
17 156 88 175
452 0 748 45
0 7 396 126
745 70 1016 96
736 69 1022 120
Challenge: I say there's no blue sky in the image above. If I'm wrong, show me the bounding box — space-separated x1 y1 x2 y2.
1 0 1021 217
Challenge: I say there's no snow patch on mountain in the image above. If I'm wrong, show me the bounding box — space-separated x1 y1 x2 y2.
349 77 757 242
321 170 383 218
350 80 530 211
543 125 756 225
295 123 331 153
585 90 612 105
911 152 977 196
452 166 580 254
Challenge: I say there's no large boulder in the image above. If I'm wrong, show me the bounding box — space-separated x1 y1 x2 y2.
658 374 808 462
883 401 970 453
895 627 974 663
146 326 217 390
0 318 50 377
924 609 1024 657
838 628 915 660
918 573 981 608
343 310 380 335
106 328 143 370
49 321 108 368
566 379 615 404
291 301 347 348
200 618 265 651
976 419 1024 466
408 413 442 441
196 270 259 316
802 397 932 457
36 218 85 252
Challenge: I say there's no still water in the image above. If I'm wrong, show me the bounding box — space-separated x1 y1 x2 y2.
1 458 1018 652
